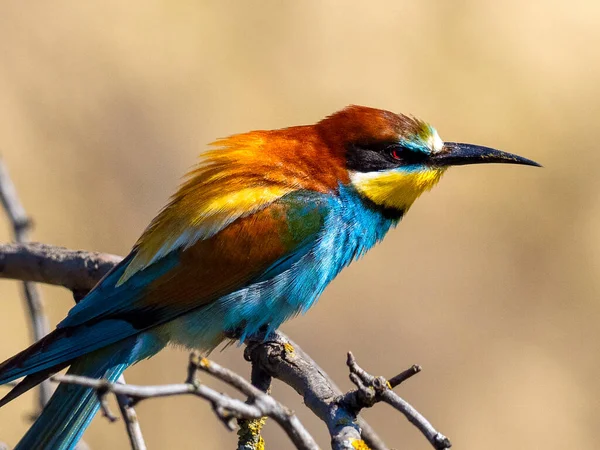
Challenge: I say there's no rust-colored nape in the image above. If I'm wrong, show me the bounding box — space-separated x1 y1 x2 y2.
316 105 423 150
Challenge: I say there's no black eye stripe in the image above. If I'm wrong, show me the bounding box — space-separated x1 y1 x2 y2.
386 145 429 164
346 141 430 173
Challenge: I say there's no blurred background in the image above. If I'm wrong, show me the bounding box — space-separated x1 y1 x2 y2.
0 1 598 449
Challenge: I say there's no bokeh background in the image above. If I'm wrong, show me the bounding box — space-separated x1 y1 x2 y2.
0 1 599 449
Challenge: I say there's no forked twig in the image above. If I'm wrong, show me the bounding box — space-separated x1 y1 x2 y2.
0 241 452 449
53 353 319 450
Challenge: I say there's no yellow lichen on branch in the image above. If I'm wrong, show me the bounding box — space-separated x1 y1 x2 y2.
283 342 295 355
237 416 268 450
351 438 370 450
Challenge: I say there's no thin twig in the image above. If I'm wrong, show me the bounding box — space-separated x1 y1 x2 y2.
0 242 451 450
116 375 147 450
388 364 422 388
53 353 319 450
192 353 317 449
346 352 451 450
0 159 51 408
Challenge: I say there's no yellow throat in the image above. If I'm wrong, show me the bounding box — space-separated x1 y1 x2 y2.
350 168 446 211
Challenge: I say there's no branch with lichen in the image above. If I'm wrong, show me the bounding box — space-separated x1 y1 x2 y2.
244 332 451 450
53 352 318 450
0 240 452 449
237 362 272 450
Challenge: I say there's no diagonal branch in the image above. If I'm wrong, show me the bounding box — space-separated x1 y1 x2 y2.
116 375 147 450
244 333 365 449
53 353 319 450
0 242 451 449
0 159 52 408
344 352 451 450
277 335 387 450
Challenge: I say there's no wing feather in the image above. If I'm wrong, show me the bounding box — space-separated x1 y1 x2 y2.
61 191 330 334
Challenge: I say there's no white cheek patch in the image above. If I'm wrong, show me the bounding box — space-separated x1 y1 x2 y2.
428 129 444 154
349 170 378 186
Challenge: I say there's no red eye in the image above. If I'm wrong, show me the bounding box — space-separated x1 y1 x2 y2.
387 145 429 165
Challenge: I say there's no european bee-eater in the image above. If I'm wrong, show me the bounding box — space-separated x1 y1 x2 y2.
0 105 539 449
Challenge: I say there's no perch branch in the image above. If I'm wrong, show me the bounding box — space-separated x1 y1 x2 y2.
273 335 387 450
245 333 365 449
53 353 319 450
0 242 451 449
237 362 272 450
0 242 388 448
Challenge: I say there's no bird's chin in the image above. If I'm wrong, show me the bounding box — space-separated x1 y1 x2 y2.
349 167 445 212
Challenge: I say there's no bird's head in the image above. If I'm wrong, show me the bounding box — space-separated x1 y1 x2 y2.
315 105 540 214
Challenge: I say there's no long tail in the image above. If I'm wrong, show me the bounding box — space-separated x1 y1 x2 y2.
0 252 171 449
15 344 131 450
0 331 164 450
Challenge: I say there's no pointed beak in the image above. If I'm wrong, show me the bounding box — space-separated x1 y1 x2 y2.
431 142 541 168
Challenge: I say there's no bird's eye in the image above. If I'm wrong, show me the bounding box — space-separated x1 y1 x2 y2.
390 148 403 160
388 146 411 162
387 145 428 165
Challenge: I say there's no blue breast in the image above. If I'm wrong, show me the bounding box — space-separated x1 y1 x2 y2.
167 184 402 350
215 184 401 342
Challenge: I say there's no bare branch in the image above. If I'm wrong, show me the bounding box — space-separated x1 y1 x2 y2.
0 159 32 243
245 332 366 450
0 159 51 408
388 364 422 388
0 242 121 295
237 359 271 450
116 375 147 450
53 353 319 450
0 242 452 449
79 374 147 450
275 335 387 450
346 352 451 450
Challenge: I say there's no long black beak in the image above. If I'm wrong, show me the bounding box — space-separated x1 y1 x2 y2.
431 142 541 168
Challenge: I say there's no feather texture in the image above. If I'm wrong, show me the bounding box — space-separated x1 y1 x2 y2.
0 105 473 450
120 124 349 284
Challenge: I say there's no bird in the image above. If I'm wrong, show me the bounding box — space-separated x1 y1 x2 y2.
0 105 539 449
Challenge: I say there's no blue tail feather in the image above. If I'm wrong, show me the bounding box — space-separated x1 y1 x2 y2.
11 333 164 450
15 360 127 450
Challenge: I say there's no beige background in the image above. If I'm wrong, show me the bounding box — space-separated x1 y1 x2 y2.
0 1 598 449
